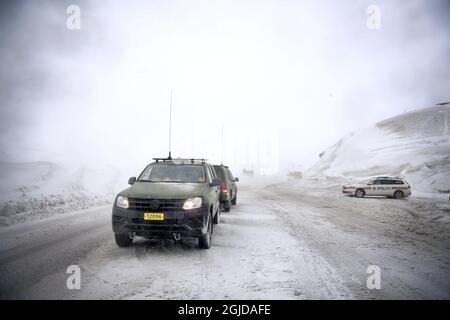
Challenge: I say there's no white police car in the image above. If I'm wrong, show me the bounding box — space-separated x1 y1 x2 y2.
343 176 411 199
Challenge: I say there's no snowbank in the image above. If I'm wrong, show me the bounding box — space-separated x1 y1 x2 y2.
0 161 125 226
305 104 450 196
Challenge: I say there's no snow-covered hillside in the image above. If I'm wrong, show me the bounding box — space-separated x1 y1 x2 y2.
306 104 450 196
0 161 124 226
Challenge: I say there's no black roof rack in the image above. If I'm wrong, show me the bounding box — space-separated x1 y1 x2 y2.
181 158 208 164
153 152 173 162
152 157 172 163
152 157 208 164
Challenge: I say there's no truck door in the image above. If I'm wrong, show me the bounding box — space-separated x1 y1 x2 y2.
226 168 237 200
207 166 220 213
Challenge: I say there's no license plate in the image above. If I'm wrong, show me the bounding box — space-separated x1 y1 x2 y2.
143 213 164 221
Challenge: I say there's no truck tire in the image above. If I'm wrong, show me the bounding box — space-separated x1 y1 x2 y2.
198 215 212 249
231 192 237 205
115 233 133 247
224 200 231 212
213 207 221 224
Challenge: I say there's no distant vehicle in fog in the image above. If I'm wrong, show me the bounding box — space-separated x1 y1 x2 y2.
213 164 238 212
242 169 254 177
343 176 411 199
287 171 302 179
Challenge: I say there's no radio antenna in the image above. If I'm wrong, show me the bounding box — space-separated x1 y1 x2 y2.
221 124 224 165
168 90 173 160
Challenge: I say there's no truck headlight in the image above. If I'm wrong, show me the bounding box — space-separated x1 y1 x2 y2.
116 196 129 209
183 197 202 210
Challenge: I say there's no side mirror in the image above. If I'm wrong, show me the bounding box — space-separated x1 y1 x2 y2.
210 178 222 187
128 177 136 185
234 177 239 182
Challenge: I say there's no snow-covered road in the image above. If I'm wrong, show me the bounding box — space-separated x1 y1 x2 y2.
0 182 449 299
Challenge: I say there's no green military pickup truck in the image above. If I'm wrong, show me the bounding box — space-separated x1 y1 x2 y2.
112 158 222 249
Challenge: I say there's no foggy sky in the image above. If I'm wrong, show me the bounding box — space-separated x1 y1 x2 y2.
1 0 449 174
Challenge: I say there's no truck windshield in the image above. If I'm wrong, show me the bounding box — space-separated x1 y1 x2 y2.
213 166 226 180
138 164 206 183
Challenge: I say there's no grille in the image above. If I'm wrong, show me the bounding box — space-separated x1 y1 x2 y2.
128 198 184 211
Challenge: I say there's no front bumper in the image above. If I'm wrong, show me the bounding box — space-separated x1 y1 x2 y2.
112 205 208 239
342 188 356 195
